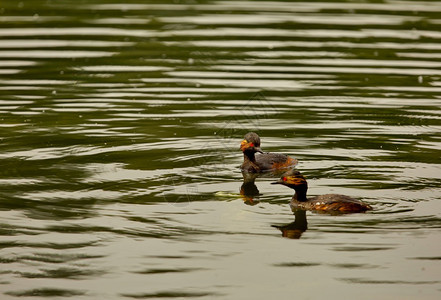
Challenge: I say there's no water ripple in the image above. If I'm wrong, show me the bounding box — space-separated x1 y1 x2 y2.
1 1 441 299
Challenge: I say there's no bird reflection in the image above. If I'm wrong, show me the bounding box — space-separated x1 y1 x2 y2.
239 169 290 205
239 169 308 239
240 172 260 205
272 209 308 239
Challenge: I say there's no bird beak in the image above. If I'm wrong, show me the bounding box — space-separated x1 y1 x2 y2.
239 140 248 152
271 179 283 185
240 140 263 153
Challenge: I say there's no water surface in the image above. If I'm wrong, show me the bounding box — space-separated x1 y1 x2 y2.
0 1 441 299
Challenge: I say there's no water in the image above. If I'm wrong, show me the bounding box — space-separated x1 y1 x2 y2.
1 0 441 299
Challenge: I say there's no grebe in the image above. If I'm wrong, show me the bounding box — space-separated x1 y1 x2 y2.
272 170 372 213
240 132 297 173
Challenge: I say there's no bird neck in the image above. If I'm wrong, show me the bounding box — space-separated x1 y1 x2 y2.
292 186 308 202
242 152 260 172
243 150 256 163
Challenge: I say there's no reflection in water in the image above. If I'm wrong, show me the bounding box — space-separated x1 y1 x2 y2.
240 169 309 240
239 169 293 205
239 172 260 205
240 170 308 239
272 209 308 239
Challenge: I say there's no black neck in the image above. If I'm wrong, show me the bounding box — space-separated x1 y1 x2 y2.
243 152 260 172
292 186 308 202
243 150 256 162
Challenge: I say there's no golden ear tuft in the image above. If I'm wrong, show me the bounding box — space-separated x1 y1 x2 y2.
285 176 306 185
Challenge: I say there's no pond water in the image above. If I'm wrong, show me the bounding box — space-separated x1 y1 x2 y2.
1 0 441 299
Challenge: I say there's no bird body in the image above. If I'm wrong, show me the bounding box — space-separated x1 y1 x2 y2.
272 170 372 213
240 132 297 173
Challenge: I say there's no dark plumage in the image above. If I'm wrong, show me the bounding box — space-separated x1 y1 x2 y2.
240 132 297 173
272 170 372 213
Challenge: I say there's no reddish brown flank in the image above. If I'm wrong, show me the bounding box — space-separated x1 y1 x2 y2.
271 157 298 171
313 202 372 213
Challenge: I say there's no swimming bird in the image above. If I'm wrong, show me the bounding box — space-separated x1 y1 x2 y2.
272 170 372 213
240 132 297 173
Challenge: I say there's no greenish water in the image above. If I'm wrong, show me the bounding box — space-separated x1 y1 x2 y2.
1 0 441 299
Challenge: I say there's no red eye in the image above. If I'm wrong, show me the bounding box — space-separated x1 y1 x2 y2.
249 143 254 147
282 177 287 181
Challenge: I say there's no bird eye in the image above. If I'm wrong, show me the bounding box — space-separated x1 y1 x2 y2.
249 143 254 147
282 177 287 181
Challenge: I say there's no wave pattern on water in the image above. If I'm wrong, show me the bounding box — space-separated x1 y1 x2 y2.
0 1 441 299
